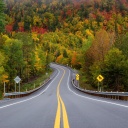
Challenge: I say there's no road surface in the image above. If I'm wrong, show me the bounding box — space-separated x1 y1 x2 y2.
0 63 128 128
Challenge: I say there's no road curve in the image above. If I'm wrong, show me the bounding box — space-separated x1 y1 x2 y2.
0 63 128 128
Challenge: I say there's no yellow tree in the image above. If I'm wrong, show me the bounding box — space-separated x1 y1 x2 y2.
85 30 114 84
89 29 111 63
34 50 41 71
56 55 63 64
0 51 5 82
32 32 39 42
71 51 81 69
33 15 42 27
34 46 46 74
1 74 9 83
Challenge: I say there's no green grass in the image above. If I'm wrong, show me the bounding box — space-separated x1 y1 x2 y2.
20 70 52 92
79 73 96 90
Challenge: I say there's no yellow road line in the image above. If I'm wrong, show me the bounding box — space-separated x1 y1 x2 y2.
59 95 70 128
54 67 70 128
54 95 61 128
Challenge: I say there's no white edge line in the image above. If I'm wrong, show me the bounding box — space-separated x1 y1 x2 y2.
0 66 60 109
66 68 128 108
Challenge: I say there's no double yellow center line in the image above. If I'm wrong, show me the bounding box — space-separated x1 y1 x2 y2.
54 68 70 128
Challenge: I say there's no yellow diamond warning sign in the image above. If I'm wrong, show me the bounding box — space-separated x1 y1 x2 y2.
97 75 104 82
76 74 79 81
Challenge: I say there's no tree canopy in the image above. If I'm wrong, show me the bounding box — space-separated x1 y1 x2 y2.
0 0 128 98
0 0 5 33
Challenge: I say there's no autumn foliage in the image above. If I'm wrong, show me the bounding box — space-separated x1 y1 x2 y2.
0 0 128 98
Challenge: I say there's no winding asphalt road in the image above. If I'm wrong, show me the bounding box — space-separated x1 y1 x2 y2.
0 63 128 128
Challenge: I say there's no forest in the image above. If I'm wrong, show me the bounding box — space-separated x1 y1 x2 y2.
0 0 128 98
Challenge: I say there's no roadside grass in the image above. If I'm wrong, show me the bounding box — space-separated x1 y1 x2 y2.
79 82 95 90
79 73 95 91
20 70 52 92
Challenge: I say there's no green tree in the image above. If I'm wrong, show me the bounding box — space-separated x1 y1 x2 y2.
115 33 128 59
24 14 32 31
0 51 6 98
33 15 42 27
103 48 128 91
0 0 5 33
4 39 23 73
63 49 68 58
3 38 23 90
43 12 56 31
13 21 19 31
0 51 5 80
14 33 34 82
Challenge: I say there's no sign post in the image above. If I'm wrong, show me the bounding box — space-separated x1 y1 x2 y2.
14 76 21 92
97 75 104 92
19 82 20 92
15 82 16 92
4 82 5 95
76 74 79 87
2 75 9 96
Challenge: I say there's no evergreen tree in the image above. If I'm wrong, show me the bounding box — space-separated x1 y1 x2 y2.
0 0 5 33
63 49 68 58
13 21 19 31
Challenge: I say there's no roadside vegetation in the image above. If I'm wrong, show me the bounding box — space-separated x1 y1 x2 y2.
20 69 52 92
0 0 128 99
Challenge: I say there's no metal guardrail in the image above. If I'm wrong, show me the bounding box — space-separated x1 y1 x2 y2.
52 63 128 101
4 78 51 99
72 79 128 101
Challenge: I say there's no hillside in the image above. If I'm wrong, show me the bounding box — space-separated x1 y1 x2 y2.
4 0 128 34
0 0 128 98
